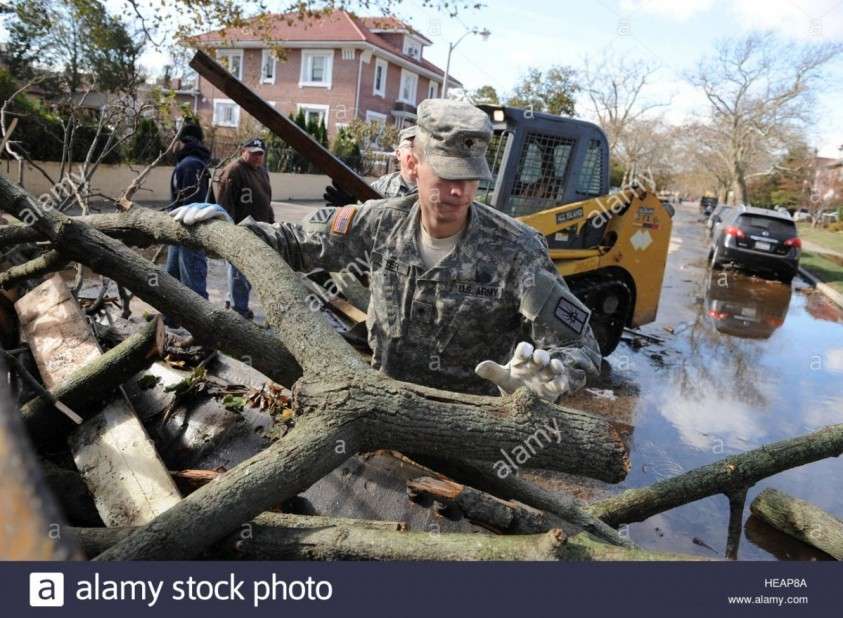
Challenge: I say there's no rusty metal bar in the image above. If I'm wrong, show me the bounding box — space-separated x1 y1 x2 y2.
189 50 382 202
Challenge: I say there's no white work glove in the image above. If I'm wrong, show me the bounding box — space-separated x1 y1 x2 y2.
170 203 232 225
475 341 578 402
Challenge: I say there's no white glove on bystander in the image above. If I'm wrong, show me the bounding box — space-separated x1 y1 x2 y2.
170 203 232 225
475 341 577 402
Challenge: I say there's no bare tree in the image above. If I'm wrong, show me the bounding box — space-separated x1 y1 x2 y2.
689 33 841 204
582 51 669 165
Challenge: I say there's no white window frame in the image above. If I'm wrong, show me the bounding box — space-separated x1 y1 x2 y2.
299 50 334 88
297 103 330 126
373 58 388 97
365 110 387 124
260 49 276 84
212 98 240 128
403 35 422 59
398 69 418 104
427 81 439 99
216 49 243 80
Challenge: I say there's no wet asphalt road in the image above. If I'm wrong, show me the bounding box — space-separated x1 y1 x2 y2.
565 201 843 560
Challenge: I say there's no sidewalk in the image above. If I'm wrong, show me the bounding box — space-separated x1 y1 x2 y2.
796 229 843 308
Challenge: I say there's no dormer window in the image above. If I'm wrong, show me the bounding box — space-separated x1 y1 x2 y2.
403 35 423 59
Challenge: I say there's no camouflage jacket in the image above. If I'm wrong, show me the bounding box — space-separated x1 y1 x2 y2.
243 195 601 396
370 171 417 198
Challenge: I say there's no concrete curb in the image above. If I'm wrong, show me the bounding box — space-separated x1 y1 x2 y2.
798 266 843 310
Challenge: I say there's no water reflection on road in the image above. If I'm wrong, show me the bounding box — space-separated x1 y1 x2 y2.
572 204 843 560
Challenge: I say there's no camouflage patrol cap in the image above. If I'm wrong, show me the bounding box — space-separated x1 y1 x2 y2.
397 125 417 143
415 99 492 181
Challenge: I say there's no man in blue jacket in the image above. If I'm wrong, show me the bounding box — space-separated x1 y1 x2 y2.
164 121 212 306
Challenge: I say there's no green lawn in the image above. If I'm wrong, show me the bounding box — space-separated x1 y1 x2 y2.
797 223 843 254
800 251 843 295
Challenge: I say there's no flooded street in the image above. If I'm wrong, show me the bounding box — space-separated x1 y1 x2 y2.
572 201 843 560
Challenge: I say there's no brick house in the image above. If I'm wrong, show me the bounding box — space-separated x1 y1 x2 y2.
192 11 461 144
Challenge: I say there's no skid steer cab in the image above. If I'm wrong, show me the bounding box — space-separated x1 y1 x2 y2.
476 105 674 355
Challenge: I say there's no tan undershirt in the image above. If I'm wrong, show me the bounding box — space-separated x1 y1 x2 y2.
418 225 462 269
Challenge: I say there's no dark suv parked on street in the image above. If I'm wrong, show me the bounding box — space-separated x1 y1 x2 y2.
708 205 801 282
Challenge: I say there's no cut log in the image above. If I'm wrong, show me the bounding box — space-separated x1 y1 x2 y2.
20 316 165 447
14 275 180 527
750 488 843 560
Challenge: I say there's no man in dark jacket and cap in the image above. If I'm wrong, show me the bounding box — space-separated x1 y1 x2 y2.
164 121 212 305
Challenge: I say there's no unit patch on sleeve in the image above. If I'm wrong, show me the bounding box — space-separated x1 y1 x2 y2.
554 296 590 336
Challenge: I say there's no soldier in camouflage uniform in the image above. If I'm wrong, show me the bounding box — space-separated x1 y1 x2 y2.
369 125 418 198
171 99 602 400
323 126 417 207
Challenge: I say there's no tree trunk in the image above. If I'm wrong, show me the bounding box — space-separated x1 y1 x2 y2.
750 488 843 560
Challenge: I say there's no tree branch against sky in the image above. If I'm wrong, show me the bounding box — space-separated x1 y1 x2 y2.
581 51 670 160
689 32 842 204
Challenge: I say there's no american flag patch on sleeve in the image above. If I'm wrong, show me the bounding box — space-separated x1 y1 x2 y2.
330 205 357 235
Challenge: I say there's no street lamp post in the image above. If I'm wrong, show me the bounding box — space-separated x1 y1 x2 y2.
442 27 490 98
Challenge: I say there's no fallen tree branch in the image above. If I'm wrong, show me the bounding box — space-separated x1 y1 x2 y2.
750 488 843 560
0 208 303 387
117 132 179 210
0 178 631 561
589 424 843 527
0 249 68 289
407 476 566 534
411 455 634 548
68 515 705 561
20 316 165 447
1 348 82 425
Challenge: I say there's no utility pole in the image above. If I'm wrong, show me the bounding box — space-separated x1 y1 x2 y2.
442 27 490 98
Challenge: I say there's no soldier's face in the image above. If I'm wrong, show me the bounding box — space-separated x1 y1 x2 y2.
415 158 478 231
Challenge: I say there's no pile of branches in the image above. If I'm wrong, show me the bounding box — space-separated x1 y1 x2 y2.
2 175 843 561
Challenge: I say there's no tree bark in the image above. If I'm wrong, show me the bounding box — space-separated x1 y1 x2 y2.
0 249 68 289
589 424 843 527
750 488 843 560
69 516 706 561
725 488 748 560
411 455 634 548
407 476 565 534
20 316 165 448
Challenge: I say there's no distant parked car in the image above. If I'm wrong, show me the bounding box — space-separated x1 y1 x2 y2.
820 210 840 224
706 204 735 239
699 195 718 217
792 208 811 222
708 205 801 282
